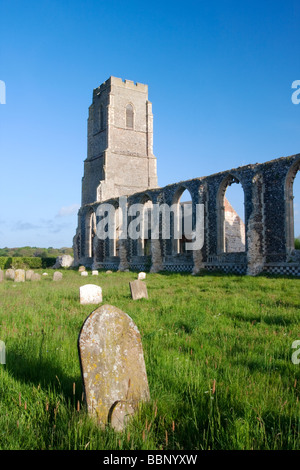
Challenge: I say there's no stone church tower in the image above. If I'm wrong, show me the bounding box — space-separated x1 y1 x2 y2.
81 76 158 205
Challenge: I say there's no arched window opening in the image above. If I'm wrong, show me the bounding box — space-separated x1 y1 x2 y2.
286 161 300 251
86 211 96 258
173 188 193 254
138 198 153 256
126 104 134 129
294 171 300 249
112 206 122 257
223 179 245 253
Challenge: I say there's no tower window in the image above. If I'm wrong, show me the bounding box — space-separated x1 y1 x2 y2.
126 104 134 129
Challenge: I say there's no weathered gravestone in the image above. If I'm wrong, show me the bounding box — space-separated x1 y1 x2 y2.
106 270 113 274
53 271 63 281
5 269 15 280
138 272 146 280
81 271 88 277
78 304 150 431
79 284 102 305
31 273 41 281
0 341 5 364
25 270 34 281
0 269 3 283
129 280 148 300
14 269 25 283
79 266 86 272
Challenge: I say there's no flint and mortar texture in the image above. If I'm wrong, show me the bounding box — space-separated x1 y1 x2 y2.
74 77 300 277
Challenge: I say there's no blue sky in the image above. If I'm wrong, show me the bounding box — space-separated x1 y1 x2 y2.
0 0 299 247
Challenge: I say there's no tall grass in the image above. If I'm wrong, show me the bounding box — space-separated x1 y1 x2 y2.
0 270 299 449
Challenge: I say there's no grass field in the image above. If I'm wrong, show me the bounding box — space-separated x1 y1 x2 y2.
0 269 299 450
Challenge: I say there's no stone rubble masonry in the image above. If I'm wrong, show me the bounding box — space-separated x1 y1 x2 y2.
74 76 300 277
81 76 158 206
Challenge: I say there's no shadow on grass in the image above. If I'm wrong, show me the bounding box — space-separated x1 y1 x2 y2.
5 347 83 403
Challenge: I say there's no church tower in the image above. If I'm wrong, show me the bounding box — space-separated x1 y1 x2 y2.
81 76 158 205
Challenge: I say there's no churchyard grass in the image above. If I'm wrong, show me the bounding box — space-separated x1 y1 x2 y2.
0 270 299 450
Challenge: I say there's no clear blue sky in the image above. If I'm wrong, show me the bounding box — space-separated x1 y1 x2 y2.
0 0 299 248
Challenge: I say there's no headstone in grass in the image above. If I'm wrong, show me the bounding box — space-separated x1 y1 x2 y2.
106 270 113 274
53 271 63 281
0 269 3 282
79 266 86 272
5 269 15 280
0 341 5 364
92 270 98 276
129 280 148 300
79 284 102 304
25 270 34 281
138 272 146 280
31 273 41 281
78 304 150 431
14 269 25 283
81 271 88 277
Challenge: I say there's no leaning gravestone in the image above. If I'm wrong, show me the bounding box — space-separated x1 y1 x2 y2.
14 269 25 283
79 284 102 305
53 271 63 281
138 272 146 280
5 269 15 280
0 269 3 283
31 273 41 281
129 280 148 300
25 270 34 281
78 304 150 431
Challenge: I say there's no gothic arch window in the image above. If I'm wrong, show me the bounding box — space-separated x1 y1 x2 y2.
217 175 245 254
172 187 193 255
126 103 134 129
285 159 300 252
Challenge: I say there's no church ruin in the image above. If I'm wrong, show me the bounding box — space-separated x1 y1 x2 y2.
73 76 300 276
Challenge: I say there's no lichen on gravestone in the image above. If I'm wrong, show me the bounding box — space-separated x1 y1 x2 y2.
78 304 150 431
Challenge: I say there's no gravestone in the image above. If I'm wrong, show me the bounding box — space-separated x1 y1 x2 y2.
14 269 25 283
138 272 146 280
92 270 98 276
106 270 113 274
25 270 34 281
78 304 150 431
129 280 148 300
31 273 41 281
5 269 15 280
79 284 102 305
42 273 48 276
79 266 86 272
0 341 5 364
0 269 3 283
81 271 88 277
53 271 63 281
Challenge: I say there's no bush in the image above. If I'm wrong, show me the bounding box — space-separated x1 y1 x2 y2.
0 257 57 270
295 238 300 250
